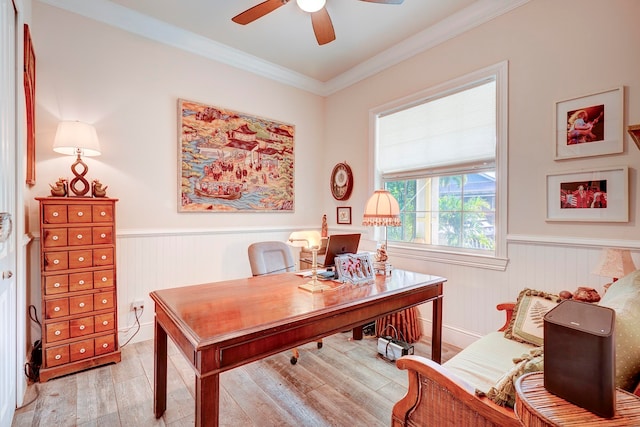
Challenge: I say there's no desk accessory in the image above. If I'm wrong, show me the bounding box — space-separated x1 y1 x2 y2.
52 121 101 197
362 189 401 274
335 252 375 285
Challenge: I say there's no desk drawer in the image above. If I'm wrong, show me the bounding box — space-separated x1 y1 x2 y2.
70 316 95 337
45 320 70 343
94 292 115 311
44 251 68 271
45 274 69 295
69 271 94 292
68 205 92 223
92 227 113 244
45 345 69 367
95 334 116 355
45 298 70 319
42 229 68 248
92 205 114 223
69 294 94 315
70 338 95 362
68 227 92 246
95 313 115 333
43 205 68 224
94 270 114 289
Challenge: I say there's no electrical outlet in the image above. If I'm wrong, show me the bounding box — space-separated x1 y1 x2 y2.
131 299 144 312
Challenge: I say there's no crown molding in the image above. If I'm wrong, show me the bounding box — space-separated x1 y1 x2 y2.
38 0 529 97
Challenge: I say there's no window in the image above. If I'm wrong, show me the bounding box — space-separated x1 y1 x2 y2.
371 62 507 269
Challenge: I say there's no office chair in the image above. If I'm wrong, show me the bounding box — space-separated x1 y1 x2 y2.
247 241 323 364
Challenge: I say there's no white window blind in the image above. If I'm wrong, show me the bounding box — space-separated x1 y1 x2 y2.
378 80 496 176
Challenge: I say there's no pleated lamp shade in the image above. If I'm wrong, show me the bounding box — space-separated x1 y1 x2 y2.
362 189 401 227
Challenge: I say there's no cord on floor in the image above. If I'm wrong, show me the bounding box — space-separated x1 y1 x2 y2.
119 306 143 347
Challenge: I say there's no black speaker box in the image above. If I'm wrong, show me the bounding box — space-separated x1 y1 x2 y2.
543 299 616 418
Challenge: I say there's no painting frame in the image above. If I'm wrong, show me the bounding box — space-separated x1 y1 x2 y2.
24 24 36 185
337 206 351 225
554 86 623 160
178 99 295 212
546 166 628 222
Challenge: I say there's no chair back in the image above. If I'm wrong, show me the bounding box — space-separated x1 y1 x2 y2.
248 241 295 276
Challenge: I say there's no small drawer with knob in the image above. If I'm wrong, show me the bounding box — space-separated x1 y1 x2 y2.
45 320 70 342
93 270 114 289
68 249 93 269
44 251 69 271
43 229 68 248
43 205 68 224
92 227 113 244
45 298 70 319
68 227 92 246
94 313 115 333
45 345 70 367
69 294 94 315
95 334 116 356
93 248 114 267
92 205 113 223
45 274 69 295
70 316 96 337
67 205 92 223
70 338 95 362
94 292 115 311
69 271 93 292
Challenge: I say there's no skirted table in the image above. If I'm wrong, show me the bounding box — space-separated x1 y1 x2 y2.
376 307 422 344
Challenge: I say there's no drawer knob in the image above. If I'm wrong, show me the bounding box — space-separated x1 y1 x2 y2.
80 348 86 354
55 354 61 360
54 306 60 312
78 256 85 262
79 302 85 308
53 212 59 217
100 233 106 238
79 325 85 330
79 280 85 285
77 212 84 217
54 282 61 288
101 255 107 260
55 330 61 336
102 320 108 326
77 234 83 239
100 211 106 217
53 259 60 265
52 235 59 241
101 277 107 282
102 343 108 348
101 299 107 304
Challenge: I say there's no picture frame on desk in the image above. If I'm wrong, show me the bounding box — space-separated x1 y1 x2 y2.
335 252 374 285
337 206 351 224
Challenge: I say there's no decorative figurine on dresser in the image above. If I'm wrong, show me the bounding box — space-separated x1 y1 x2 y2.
36 196 120 381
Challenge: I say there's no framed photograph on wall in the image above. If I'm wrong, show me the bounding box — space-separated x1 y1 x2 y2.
546 166 628 222
554 86 623 160
337 206 351 224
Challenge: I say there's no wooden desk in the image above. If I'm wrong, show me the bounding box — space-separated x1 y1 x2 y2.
150 269 445 427
515 372 640 426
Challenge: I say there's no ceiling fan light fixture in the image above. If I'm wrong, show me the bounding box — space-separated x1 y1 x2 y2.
296 0 326 13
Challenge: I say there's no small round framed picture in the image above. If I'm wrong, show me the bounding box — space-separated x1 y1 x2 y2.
337 206 352 225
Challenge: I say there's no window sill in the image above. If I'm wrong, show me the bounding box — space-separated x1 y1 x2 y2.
391 244 508 271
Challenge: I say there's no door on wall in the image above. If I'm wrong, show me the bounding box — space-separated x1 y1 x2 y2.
0 0 18 425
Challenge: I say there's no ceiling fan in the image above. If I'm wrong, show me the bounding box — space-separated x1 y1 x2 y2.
232 0 404 46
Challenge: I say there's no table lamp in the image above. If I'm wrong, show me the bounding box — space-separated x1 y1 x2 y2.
288 230 330 292
362 189 401 275
592 248 637 291
53 121 101 197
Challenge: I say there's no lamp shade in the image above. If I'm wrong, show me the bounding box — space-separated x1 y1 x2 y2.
592 248 637 279
53 121 101 157
296 0 326 12
362 189 402 227
288 230 321 248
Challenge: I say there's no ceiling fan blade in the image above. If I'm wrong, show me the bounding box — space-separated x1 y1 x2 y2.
359 0 404 4
232 0 289 25
311 7 335 45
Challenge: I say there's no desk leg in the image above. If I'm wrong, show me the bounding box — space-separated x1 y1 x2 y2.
352 325 363 341
196 373 220 427
154 318 168 418
431 296 443 364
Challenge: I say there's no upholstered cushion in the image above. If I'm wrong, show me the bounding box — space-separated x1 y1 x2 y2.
504 288 561 346
598 269 640 391
486 347 544 407
444 331 535 395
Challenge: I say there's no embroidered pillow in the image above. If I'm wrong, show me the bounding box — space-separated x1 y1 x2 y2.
504 288 561 346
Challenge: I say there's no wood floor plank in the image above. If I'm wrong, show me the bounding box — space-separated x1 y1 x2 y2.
30 375 78 426
75 365 119 425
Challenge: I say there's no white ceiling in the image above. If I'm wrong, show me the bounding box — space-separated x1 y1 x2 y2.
38 0 528 95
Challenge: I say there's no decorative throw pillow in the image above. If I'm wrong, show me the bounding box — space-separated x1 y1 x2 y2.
485 347 544 407
504 288 562 346
598 269 640 392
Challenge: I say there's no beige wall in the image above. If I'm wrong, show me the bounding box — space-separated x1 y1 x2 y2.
26 0 640 348
324 0 640 240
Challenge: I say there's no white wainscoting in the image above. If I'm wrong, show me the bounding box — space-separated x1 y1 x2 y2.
27 230 640 351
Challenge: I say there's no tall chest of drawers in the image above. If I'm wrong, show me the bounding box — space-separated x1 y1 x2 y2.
36 197 121 382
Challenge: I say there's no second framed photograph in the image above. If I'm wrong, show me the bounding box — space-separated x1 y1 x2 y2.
546 166 628 222
337 206 352 225
554 86 623 160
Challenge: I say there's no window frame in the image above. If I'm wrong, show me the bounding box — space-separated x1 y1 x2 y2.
368 61 508 270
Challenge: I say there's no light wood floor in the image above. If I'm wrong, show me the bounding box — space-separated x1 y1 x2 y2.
12 333 461 426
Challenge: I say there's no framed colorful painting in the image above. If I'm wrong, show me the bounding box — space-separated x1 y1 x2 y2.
546 166 628 222
554 87 623 160
178 99 295 212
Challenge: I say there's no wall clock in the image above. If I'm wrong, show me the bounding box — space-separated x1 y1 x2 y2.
330 162 353 201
